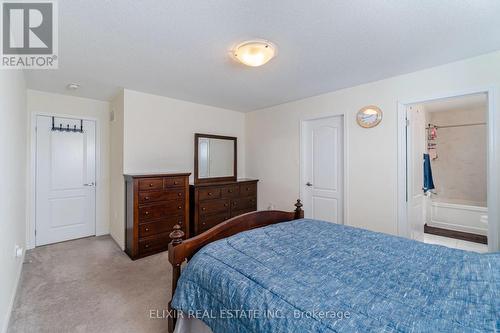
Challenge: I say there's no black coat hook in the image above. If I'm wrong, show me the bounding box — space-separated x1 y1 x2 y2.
50 116 84 133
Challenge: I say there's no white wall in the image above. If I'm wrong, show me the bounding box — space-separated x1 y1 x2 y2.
0 71 27 332
26 90 111 247
109 89 246 249
245 51 500 249
123 89 245 177
110 91 125 249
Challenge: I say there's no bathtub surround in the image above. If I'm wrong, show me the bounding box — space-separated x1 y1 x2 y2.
418 95 489 240
428 106 487 204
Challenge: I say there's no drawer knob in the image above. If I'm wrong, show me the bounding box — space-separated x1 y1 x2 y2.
208 192 212 196
178 192 182 196
228 189 233 193
178 206 182 209
149 183 154 187
145 244 150 248
224 203 228 207
202 207 206 211
145 228 149 232
145 211 149 215
174 181 179 185
145 196 150 200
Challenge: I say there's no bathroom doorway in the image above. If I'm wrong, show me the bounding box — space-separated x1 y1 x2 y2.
402 92 490 252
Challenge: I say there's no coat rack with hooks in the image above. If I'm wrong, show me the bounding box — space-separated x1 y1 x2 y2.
51 117 84 133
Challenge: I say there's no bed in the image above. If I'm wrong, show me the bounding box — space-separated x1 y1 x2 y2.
167 200 499 333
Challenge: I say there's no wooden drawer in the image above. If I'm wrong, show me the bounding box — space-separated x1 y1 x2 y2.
231 207 256 218
138 178 163 191
198 187 221 200
189 179 257 238
139 190 185 204
221 184 239 198
240 183 257 196
138 233 171 254
164 177 185 188
199 212 230 233
199 199 230 215
126 172 190 260
139 200 185 221
139 216 182 238
231 196 257 211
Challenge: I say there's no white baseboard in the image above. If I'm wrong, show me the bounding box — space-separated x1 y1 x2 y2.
1 250 25 333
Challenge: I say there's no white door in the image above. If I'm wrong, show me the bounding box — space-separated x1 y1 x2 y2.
302 116 344 223
407 106 426 241
36 115 96 246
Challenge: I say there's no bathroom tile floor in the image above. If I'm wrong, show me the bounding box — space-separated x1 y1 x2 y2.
423 233 489 253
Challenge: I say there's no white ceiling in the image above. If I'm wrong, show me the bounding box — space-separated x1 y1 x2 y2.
420 93 488 113
26 0 500 112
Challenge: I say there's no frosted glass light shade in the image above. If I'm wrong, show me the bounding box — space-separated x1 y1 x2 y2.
232 40 276 67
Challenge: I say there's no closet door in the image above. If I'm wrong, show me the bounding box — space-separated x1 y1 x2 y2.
302 115 344 224
35 115 96 246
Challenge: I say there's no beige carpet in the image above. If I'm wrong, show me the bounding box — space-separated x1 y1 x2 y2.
8 236 172 333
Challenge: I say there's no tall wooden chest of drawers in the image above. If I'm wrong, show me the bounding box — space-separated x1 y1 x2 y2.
190 179 258 236
125 173 190 260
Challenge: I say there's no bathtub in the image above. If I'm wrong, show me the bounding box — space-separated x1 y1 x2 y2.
427 198 488 236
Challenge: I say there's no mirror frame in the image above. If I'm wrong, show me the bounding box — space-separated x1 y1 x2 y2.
194 133 237 184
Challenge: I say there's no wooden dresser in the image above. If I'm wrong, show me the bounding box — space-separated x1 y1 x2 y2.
190 179 258 236
125 173 190 260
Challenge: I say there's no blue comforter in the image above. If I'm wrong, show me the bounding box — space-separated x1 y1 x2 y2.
172 219 500 332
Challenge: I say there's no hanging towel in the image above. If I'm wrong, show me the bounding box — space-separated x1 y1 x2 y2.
423 153 435 192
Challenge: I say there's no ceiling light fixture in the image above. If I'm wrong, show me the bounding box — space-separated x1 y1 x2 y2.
231 40 276 67
67 83 80 90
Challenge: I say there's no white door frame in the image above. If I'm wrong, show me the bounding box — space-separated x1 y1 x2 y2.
397 87 499 252
28 112 101 249
300 113 349 224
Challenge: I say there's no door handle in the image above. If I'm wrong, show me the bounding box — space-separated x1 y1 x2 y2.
83 182 95 187
306 182 313 187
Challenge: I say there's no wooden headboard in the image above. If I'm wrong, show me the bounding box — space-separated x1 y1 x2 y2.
166 199 304 332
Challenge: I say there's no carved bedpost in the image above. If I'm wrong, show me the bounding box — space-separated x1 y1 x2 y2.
168 224 184 333
170 224 185 245
294 199 304 219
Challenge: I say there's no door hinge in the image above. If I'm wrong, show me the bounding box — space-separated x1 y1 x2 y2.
405 119 410 127
34 229 37 236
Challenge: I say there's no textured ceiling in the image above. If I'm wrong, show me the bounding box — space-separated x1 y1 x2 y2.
26 0 500 112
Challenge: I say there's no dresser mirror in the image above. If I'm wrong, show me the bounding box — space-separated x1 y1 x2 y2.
194 133 237 184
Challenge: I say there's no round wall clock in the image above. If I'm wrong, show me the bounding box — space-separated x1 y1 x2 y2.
356 106 383 128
